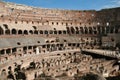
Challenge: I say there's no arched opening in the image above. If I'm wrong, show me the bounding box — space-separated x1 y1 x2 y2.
0 50 5 55
101 27 105 34
18 30 23 34
75 27 79 34
97 26 101 34
34 30 38 34
84 27 88 34
110 27 114 33
23 46 27 51
12 48 16 53
0 26 4 35
63 30 67 34
28 46 32 49
71 27 75 34
106 26 109 33
58 31 62 34
5 29 10 35
115 26 119 33
49 30 53 34
66 27 70 34
44 30 48 34
54 31 57 34
93 27 97 34
66 23 68 26
116 43 120 49
80 27 84 34
89 27 92 34
40 30 43 34
11 29 17 34
24 30 28 35
29 30 33 34
6 49 11 54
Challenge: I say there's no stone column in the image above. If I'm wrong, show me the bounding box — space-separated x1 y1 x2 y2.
35 47 39 55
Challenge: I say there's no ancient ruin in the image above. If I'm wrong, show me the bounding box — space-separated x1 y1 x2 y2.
0 1 120 80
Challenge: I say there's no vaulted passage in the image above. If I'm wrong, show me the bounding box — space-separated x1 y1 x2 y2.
24 30 28 35
29 30 33 34
12 29 17 34
5 29 10 35
71 27 75 34
34 30 38 34
66 27 70 34
18 30 23 34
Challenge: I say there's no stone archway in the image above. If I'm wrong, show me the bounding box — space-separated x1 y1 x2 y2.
11 29 17 34
18 30 23 34
0 26 4 35
71 27 75 34
24 30 28 35
5 29 10 35
40 30 43 34
29 30 33 34
34 30 38 34
84 27 88 34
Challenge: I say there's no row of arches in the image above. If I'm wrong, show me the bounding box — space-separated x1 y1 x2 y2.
0 26 119 35
0 46 37 55
0 28 68 35
66 26 120 35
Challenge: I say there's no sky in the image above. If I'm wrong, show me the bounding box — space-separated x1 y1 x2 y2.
3 0 120 10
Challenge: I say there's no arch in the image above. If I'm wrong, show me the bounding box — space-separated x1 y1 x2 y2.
23 46 27 51
89 27 92 34
54 31 57 34
58 31 62 34
75 27 79 34
18 30 23 34
66 27 70 34
116 43 120 49
97 26 101 34
71 27 75 34
0 49 5 55
101 26 105 34
44 30 48 34
63 30 67 34
93 27 97 34
106 26 109 33
5 29 10 35
80 27 84 34
12 48 17 53
115 26 119 33
49 30 53 34
66 23 68 26
110 27 114 33
24 30 28 35
11 29 17 34
0 26 4 35
40 30 43 34
34 30 38 34
29 30 33 34
6 49 11 54
28 46 32 49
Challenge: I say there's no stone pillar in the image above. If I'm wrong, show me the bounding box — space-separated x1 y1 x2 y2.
10 48 12 54
4 49 6 55
35 47 39 55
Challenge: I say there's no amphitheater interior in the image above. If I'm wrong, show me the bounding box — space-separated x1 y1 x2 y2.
0 1 120 80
